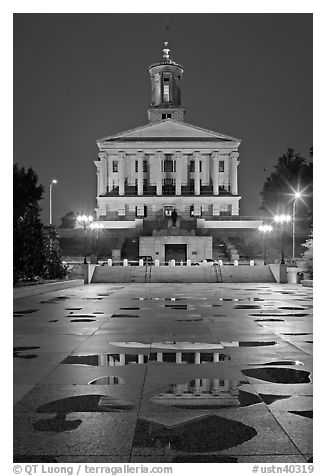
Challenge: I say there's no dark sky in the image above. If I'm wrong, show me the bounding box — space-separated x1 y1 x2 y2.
13 13 312 225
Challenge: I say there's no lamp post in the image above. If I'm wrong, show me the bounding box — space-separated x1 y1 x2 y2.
49 179 58 225
90 222 104 263
274 214 291 264
292 192 302 260
258 224 273 265
77 214 93 264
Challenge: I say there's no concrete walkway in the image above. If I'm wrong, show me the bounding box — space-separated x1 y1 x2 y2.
13 283 312 463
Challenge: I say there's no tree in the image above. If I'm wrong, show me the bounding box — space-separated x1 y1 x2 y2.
13 164 45 281
42 226 67 280
13 164 66 282
60 211 77 228
260 148 313 227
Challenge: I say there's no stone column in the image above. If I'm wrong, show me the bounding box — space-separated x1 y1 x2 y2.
194 152 201 196
137 151 144 196
230 152 239 195
176 352 182 364
175 151 182 195
156 152 162 196
212 152 219 196
98 153 106 194
118 152 125 196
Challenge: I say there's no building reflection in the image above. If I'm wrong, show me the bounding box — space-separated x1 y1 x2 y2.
151 379 240 408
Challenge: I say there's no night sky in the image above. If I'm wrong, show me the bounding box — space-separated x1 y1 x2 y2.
13 13 312 225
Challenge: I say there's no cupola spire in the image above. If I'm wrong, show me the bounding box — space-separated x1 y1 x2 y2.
147 43 185 123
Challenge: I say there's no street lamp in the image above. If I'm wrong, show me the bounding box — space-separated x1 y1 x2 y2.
90 222 104 263
49 179 58 225
274 214 291 264
292 191 302 260
258 224 273 265
77 214 93 264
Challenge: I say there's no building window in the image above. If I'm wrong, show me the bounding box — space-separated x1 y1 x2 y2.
164 155 174 172
143 179 148 192
199 161 202 173
219 161 225 172
163 77 170 102
143 160 148 172
162 113 172 119
189 160 195 172
135 160 138 172
112 161 118 172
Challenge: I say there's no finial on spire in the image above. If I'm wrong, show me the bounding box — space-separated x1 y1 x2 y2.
162 41 170 61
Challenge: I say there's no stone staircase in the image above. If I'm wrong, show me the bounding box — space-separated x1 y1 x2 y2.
91 264 275 283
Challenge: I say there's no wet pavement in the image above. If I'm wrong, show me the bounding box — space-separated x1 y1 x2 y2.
13 283 313 463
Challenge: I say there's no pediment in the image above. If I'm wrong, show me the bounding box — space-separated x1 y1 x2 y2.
97 119 240 144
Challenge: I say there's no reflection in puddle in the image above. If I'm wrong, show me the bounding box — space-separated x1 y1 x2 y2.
120 307 140 311
34 395 134 432
149 351 230 364
88 376 125 385
62 353 149 366
133 415 257 452
249 360 304 366
165 304 188 310
242 367 311 384
279 306 307 310
151 380 262 409
14 346 40 359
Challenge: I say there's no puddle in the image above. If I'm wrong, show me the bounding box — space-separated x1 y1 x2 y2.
65 308 82 311
62 353 149 366
249 360 304 366
13 309 39 315
177 318 203 322
279 306 307 310
67 314 98 318
34 395 134 432
165 304 188 310
288 410 313 419
281 333 311 336
238 341 277 347
305 341 313 344
250 313 308 317
88 376 125 385
70 318 97 323
173 455 238 463
234 304 262 309
120 307 140 311
111 314 139 318
258 394 291 405
14 346 40 359
49 319 58 323
97 293 113 297
133 415 257 452
241 367 311 384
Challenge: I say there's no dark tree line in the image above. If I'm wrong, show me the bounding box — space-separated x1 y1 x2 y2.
260 148 313 228
13 164 66 283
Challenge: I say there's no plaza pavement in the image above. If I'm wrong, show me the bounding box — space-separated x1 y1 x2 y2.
13 282 313 463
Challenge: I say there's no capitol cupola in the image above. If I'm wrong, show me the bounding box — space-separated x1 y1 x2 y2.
148 42 185 123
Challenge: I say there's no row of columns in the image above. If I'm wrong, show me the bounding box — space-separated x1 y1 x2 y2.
98 151 239 197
